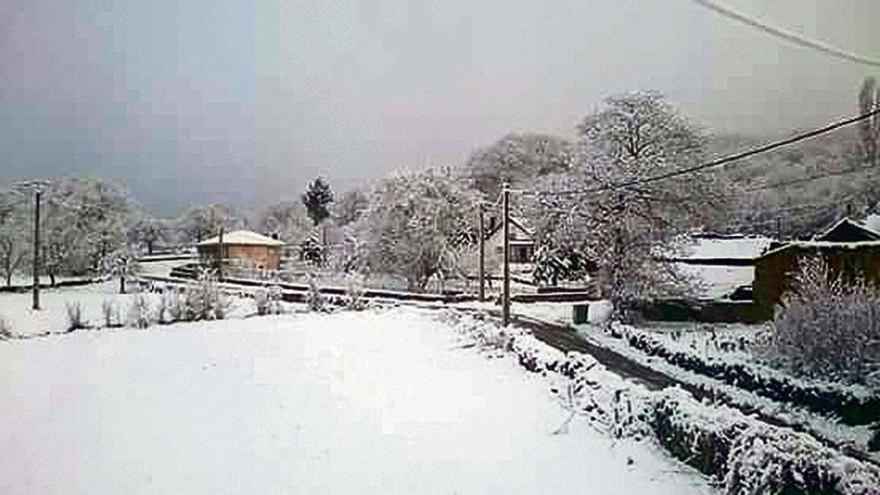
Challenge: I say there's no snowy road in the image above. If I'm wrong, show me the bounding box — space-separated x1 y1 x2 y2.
0 308 713 494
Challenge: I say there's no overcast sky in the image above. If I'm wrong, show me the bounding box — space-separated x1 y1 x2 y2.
1 0 877 216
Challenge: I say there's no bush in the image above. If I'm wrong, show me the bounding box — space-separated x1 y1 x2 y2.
126 293 154 329
771 257 880 384
305 273 326 312
161 289 185 323
343 273 367 311
65 301 86 332
181 269 229 321
101 299 120 328
254 284 283 316
0 314 12 339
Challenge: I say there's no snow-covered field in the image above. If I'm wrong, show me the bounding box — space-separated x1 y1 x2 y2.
0 306 713 494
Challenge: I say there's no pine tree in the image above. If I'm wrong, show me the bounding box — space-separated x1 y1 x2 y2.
302 177 334 227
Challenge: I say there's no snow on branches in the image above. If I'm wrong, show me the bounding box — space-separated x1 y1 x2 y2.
529 92 732 322
358 171 481 292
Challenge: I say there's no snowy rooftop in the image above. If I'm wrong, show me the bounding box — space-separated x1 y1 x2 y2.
197 230 285 247
681 236 772 260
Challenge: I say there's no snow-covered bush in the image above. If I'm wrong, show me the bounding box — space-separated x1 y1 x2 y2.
613 322 880 425
299 234 326 267
101 298 121 327
254 284 283 315
442 309 880 493
343 273 366 311
126 293 154 329
0 314 12 339
305 273 325 312
771 257 880 384
182 270 229 321
65 301 86 331
649 389 880 495
159 289 184 324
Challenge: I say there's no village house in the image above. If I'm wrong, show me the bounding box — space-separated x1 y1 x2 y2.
197 230 285 271
485 214 535 264
753 218 880 316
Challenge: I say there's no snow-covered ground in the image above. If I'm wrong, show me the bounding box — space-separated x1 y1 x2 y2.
0 307 714 494
0 280 257 337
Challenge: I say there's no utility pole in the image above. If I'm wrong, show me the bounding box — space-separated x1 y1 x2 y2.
502 184 510 327
217 226 224 281
478 203 485 302
32 189 41 311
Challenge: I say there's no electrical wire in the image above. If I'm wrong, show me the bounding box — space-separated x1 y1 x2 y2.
690 0 880 68
523 107 880 197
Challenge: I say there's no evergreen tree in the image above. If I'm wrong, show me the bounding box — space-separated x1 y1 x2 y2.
302 177 334 227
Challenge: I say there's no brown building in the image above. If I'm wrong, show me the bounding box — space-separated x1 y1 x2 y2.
753 218 880 317
197 230 285 270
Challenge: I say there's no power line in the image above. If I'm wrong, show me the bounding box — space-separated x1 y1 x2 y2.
526 106 880 197
744 165 878 193
690 0 880 68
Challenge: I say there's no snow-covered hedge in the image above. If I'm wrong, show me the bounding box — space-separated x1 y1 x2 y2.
651 389 880 495
616 326 880 426
442 310 880 495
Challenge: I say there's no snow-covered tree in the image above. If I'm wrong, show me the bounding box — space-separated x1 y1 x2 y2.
175 204 246 244
257 201 310 243
0 190 28 287
298 232 326 266
461 133 574 200
302 177 334 227
129 214 169 255
332 188 370 227
39 179 134 278
100 248 140 294
531 91 731 322
359 171 481 292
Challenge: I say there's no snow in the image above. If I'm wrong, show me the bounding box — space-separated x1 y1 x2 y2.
0 308 714 494
866 214 880 232
198 230 285 246
675 263 754 299
682 236 771 260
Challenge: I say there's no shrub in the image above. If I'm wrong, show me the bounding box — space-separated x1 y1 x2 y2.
65 301 86 332
0 314 12 339
254 284 283 316
126 293 154 329
771 257 880 384
101 299 120 328
343 273 366 311
182 269 229 321
305 273 325 312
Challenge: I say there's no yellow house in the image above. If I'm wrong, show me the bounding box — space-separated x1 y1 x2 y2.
197 230 285 270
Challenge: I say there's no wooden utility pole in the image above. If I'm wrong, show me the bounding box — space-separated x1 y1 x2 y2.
502 184 510 327
32 189 41 311
478 204 485 302
217 227 225 281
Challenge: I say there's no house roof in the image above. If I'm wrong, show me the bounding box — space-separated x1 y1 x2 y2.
197 230 285 247
759 239 880 259
812 217 880 243
485 215 535 241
